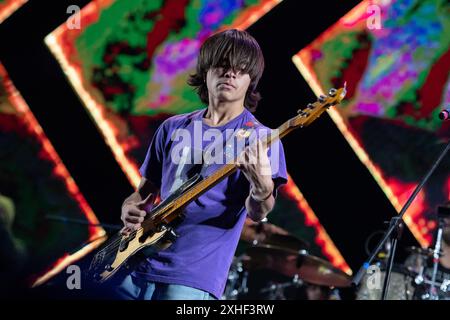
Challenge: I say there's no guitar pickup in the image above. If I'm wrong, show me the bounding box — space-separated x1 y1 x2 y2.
119 232 136 252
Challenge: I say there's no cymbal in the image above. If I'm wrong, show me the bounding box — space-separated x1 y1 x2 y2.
240 221 309 249
254 233 309 251
241 221 288 242
244 246 351 288
295 252 352 288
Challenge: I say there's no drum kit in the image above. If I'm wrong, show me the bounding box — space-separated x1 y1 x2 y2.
222 220 352 300
356 245 450 300
406 246 450 300
223 217 450 300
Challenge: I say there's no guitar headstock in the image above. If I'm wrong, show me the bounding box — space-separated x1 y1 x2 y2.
290 84 347 129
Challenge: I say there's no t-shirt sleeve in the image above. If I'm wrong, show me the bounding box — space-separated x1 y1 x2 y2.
139 120 167 189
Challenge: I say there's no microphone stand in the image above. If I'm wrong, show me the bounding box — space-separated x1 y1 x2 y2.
352 139 450 300
380 217 403 300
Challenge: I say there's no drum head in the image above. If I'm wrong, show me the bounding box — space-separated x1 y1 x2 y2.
356 264 416 300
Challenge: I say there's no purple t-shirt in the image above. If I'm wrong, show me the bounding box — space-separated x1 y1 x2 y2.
133 107 288 299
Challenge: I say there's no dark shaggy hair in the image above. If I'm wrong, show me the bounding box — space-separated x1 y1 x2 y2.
188 29 265 112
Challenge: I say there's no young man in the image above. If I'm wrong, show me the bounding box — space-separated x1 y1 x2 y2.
117 29 287 300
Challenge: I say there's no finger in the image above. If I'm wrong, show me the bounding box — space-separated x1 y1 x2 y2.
236 151 248 167
127 208 147 217
244 148 253 165
251 150 260 165
251 142 263 165
120 226 129 236
131 223 141 231
257 139 268 151
257 158 272 177
258 141 267 156
125 222 141 231
256 141 270 168
247 141 257 156
256 140 268 159
137 193 154 208
125 215 144 224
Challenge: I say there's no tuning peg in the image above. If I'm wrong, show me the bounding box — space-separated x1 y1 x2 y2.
318 95 327 103
307 103 315 109
328 88 337 97
296 109 308 117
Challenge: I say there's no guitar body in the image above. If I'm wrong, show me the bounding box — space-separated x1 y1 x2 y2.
93 229 168 283
87 174 201 284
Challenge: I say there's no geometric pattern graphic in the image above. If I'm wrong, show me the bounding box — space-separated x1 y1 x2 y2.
45 0 352 272
293 0 450 247
0 63 105 288
0 0 27 24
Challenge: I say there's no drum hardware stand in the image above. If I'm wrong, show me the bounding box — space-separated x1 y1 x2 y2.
417 206 450 300
223 255 249 299
427 217 445 299
352 139 450 300
440 279 450 293
259 274 303 300
414 265 426 287
417 279 450 300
